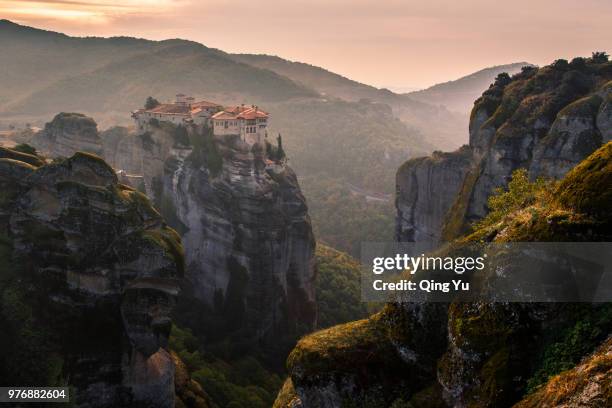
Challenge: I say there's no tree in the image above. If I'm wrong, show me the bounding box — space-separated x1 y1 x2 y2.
570 57 586 68
494 72 512 87
552 59 569 69
473 168 549 230
145 96 160 110
520 65 537 76
276 133 285 160
591 51 609 63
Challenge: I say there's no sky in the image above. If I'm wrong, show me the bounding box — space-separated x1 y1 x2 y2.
1 0 610 89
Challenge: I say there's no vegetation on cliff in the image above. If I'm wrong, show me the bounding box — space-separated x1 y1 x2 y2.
279 142 612 407
306 177 395 257
436 53 611 242
0 148 185 406
170 244 374 408
515 337 612 408
315 244 370 329
466 142 612 242
472 53 610 131
447 144 612 404
170 324 283 408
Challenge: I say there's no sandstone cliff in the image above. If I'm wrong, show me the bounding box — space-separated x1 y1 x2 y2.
397 57 611 246
0 149 184 407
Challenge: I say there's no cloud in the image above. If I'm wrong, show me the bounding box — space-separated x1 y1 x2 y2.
0 0 182 24
1 0 610 87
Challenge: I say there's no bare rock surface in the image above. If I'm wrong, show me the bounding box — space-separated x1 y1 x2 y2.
0 150 183 407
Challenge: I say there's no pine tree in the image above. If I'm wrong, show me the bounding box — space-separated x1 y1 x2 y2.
276 133 285 160
145 96 160 110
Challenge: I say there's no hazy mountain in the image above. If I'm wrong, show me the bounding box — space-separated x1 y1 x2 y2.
0 19 439 255
232 53 467 149
407 62 532 113
1 20 527 256
232 53 396 102
0 20 315 124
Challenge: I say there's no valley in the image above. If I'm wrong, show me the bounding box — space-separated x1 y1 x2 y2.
0 16 610 408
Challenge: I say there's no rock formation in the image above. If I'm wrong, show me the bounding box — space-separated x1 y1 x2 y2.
395 147 472 247
30 112 103 158
160 128 317 343
397 57 611 246
277 141 612 408
23 113 317 345
277 55 612 407
0 149 184 407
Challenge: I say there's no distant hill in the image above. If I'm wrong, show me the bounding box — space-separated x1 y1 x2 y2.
0 19 443 255
232 53 395 102
0 20 529 255
407 62 533 113
0 20 315 124
232 53 467 149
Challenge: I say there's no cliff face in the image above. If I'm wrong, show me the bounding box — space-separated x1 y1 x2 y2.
29 115 175 189
162 130 316 342
30 112 103 158
395 147 473 244
397 58 611 246
23 114 317 343
0 149 184 407
277 142 612 408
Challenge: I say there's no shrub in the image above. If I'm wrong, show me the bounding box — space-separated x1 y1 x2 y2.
13 143 37 156
590 51 609 63
494 72 512 87
473 168 550 230
169 324 283 408
138 131 155 151
525 304 612 393
172 125 190 147
552 59 569 69
188 126 223 177
569 57 586 68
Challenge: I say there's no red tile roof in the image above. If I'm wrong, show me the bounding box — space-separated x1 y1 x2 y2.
211 111 238 120
238 107 269 120
212 105 269 121
191 100 224 109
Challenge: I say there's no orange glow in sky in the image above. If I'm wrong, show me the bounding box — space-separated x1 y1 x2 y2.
1 0 610 89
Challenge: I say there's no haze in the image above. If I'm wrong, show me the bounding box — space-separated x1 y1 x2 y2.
1 0 610 89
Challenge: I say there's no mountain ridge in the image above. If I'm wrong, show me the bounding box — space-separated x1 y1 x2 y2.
407 62 533 112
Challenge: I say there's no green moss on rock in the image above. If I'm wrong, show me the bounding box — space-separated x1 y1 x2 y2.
514 338 612 408
441 163 481 241
272 378 300 408
556 142 612 220
288 314 389 376
0 146 44 167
